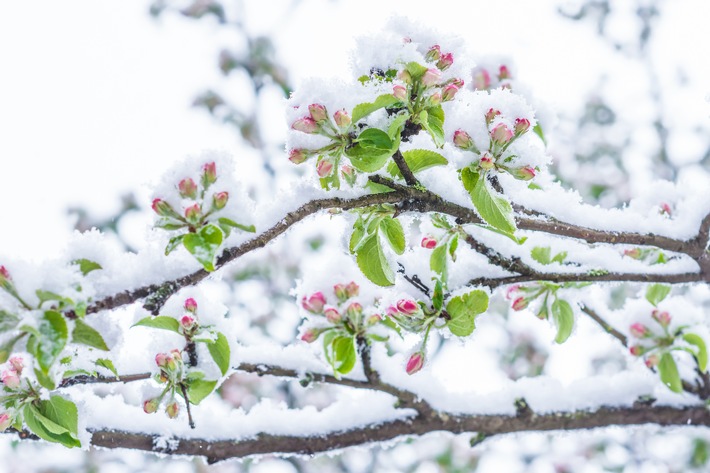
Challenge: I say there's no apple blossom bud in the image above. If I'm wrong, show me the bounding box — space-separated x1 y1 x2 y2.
155 352 170 368
212 191 229 210
505 285 521 300
143 398 160 414
291 117 319 134
421 236 437 249
180 315 196 331
316 160 334 178
324 308 342 324
366 314 382 326
392 85 408 101
479 155 495 170
490 124 514 145
624 248 642 259
421 68 442 86
645 354 660 368
151 199 177 218
333 109 351 129
652 310 671 327
345 282 359 298
0 266 9 281
406 352 425 375
485 108 501 125
630 323 651 338
302 292 326 314
508 166 536 181
202 162 217 187
429 92 442 105
397 69 412 84
436 53 453 71
0 413 10 431
184 203 201 223
8 357 23 375
341 165 356 186
345 302 363 319
498 65 511 80
165 401 180 419
473 69 491 90
333 283 348 302
386 305 399 317
289 149 309 164
453 129 473 149
514 118 531 135
425 45 441 62
184 298 198 313
300 328 320 343
629 345 644 356
178 178 198 199
660 203 672 216
442 84 459 102
1 370 20 389
512 297 528 311
308 104 328 123
396 299 418 315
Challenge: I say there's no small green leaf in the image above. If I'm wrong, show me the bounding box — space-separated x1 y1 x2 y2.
551 251 568 264
186 378 218 405
345 143 395 173
533 123 546 144
165 235 185 256
352 94 399 123
218 217 256 234
72 319 109 351
34 311 69 374
23 397 81 448
531 247 552 265
420 105 445 147
325 336 357 376
133 316 181 334
430 245 448 283
35 290 73 308
446 290 489 337
206 332 231 376
387 149 448 178
432 279 444 311
364 180 396 194
34 367 56 390
387 112 409 139
379 217 405 255
658 352 683 393
0 310 20 332
551 299 574 344
0 333 24 363
356 128 392 150
349 217 367 253
461 168 516 235
182 224 224 272
405 62 428 80
683 333 708 372
95 358 119 377
646 284 671 307
355 234 395 287
448 233 459 262
72 259 102 276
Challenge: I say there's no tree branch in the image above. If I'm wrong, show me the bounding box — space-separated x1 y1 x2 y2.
391 149 420 187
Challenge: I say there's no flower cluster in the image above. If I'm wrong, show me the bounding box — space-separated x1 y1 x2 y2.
180 297 200 339
628 310 675 368
472 62 514 91
0 357 25 432
143 349 184 419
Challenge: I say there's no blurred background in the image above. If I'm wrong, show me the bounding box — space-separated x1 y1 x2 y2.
1 0 710 471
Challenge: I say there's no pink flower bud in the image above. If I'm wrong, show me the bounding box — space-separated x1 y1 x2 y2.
498 65 511 80
300 328 320 343
291 117 319 134
1 370 20 390
441 84 459 102
143 398 160 414
8 357 23 375
629 345 644 356
165 401 180 419
151 198 177 218
386 305 399 317
324 308 342 324
652 310 671 327
289 149 309 164
212 191 229 210
485 108 501 125
366 314 382 326
511 297 528 311
660 203 672 216
508 166 536 181
308 104 328 123
333 109 351 129
436 53 454 71
624 248 642 259
630 323 651 338
202 162 217 186
178 178 198 199
421 236 437 249
429 92 442 105
397 69 412 84
514 118 531 135
490 123 514 145
453 129 473 149
302 292 326 314
425 45 441 62
406 352 425 375
396 299 418 315
333 284 348 302
505 285 521 300
341 165 356 186
0 413 10 431
184 298 198 313
421 68 442 86
645 354 660 368
155 352 170 368
316 160 334 178
473 69 491 90
479 154 495 170
0 266 9 281
393 85 408 101
450 78 465 88
180 315 197 331
345 281 359 298
346 302 363 319
184 203 201 223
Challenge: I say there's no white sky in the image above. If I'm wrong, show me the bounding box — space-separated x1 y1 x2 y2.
0 0 708 260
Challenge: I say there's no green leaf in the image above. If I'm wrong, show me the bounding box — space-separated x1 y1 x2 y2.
405 62 428 80
461 168 516 234
683 333 708 372
531 247 551 265
355 234 395 287
325 336 357 376
646 284 671 307
35 290 73 308
182 224 224 272
72 319 109 351
218 217 256 234
45 396 79 435
658 352 683 393
356 128 393 150
23 397 80 448
387 149 448 178
34 367 56 390
352 94 399 123
551 299 574 344
387 112 409 140
448 233 459 262
364 180 396 194
34 311 69 374
345 144 395 173
420 105 445 147
430 245 448 283
165 235 185 256
551 251 568 264
207 332 231 376
0 309 20 332
533 123 546 144
0 333 24 363
72 259 102 276
95 358 119 377
132 316 181 334
186 378 218 405
379 217 405 255
446 290 489 337
432 279 444 311
349 217 367 253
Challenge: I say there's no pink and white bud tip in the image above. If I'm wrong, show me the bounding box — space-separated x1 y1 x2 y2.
143 398 160 414
396 299 419 315
212 191 229 210
8 357 23 375
291 116 319 134
184 298 198 313
511 297 528 311
490 123 513 145
202 162 217 186
324 308 342 324
629 323 651 338
308 104 328 123
0 413 11 431
406 352 425 375
436 53 453 71
453 129 473 150
652 310 671 327
316 160 334 178
421 236 437 249
178 178 198 199
288 149 309 164
392 85 408 101
333 109 351 129
1 370 20 390
421 68 442 86
302 292 326 314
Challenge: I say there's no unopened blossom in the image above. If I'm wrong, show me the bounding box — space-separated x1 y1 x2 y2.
1 370 20 389
473 69 491 90
630 323 651 338
645 354 660 368
366 314 382 326
345 302 363 319
421 236 437 249
397 69 412 84
151 199 176 218
165 401 180 419
180 315 197 331
184 298 198 313
441 84 459 102
178 178 198 199
511 297 528 311
212 192 229 210
341 165 356 186
490 123 514 145
289 149 309 164
333 109 351 128
308 104 328 123
316 160 334 178
8 357 23 375
652 310 671 327
291 117 319 134
498 65 511 79
0 413 10 431
300 328 320 343
302 292 326 314
406 352 425 375
421 68 442 86
396 299 418 315
393 85 408 101
514 118 531 135
660 203 672 216
485 108 501 125
202 162 217 186
508 166 536 181
324 308 342 324
345 281 359 298
155 352 170 368
453 129 473 149
629 345 644 356
479 154 495 170
143 398 160 414
184 203 201 223
436 53 453 71
429 92 442 105
623 248 642 259
425 45 441 62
